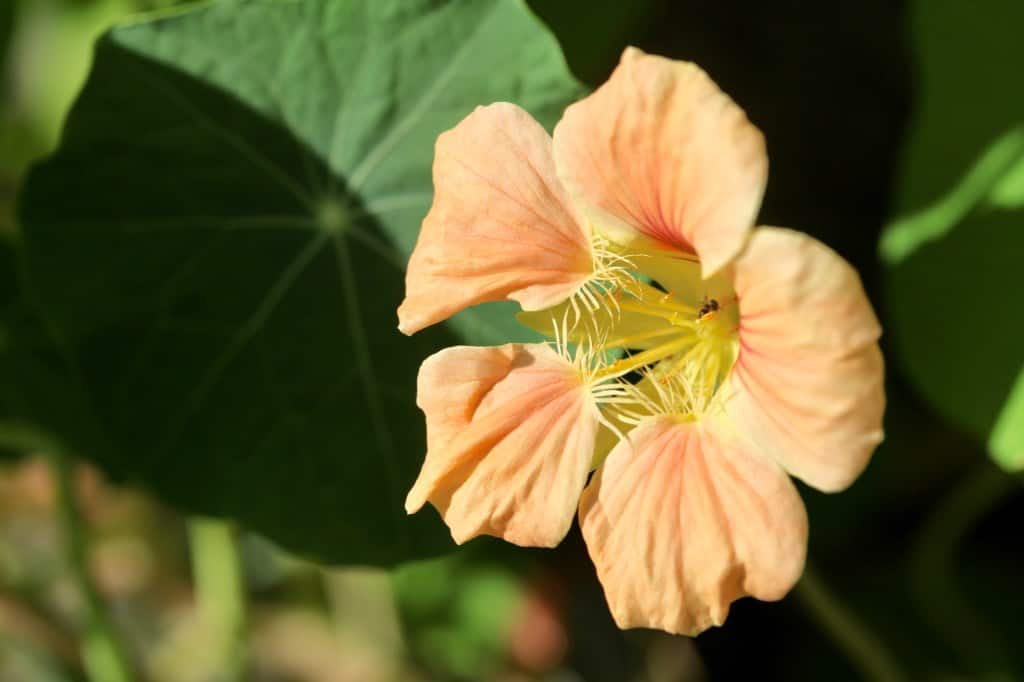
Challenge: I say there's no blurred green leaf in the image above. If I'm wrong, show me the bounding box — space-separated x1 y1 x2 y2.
0 0 135 175
881 125 1024 264
891 0 1024 217
989 370 1024 469
392 556 455 621
16 0 582 564
455 567 521 653
395 555 523 680
882 0 1024 471
987 151 1024 210
0 1 13 73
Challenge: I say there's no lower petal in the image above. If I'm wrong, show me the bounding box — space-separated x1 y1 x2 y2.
578 416 807 635
407 344 598 547
727 227 885 492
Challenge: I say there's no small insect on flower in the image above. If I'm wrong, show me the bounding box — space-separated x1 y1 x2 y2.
397 47 884 636
697 295 720 320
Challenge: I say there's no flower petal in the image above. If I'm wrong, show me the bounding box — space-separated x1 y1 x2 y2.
398 103 592 335
406 343 598 547
553 47 767 277
726 227 885 493
579 416 808 635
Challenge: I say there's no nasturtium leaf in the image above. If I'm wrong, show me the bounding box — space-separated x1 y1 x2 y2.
0 1 12 83
17 0 583 564
987 147 1024 210
881 0 1024 470
0 238 102 460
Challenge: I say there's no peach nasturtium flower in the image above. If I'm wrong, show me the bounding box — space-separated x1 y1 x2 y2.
397 47 884 635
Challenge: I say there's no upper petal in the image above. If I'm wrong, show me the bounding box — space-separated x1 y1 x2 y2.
406 343 598 547
553 47 767 277
579 416 808 635
398 103 593 335
725 227 885 493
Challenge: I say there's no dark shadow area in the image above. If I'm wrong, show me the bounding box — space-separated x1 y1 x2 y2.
887 207 1024 448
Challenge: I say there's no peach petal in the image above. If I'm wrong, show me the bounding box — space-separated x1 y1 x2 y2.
579 416 808 635
406 344 598 547
553 47 767 277
726 227 885 492
398 103 592 335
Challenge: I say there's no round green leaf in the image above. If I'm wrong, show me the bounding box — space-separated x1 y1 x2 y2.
0 237 101 460
16 0 583 564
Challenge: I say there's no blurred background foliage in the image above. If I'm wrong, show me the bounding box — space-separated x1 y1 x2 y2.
0 0 1021 681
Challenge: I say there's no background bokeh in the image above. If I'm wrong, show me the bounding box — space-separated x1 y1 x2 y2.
0 1 1021 681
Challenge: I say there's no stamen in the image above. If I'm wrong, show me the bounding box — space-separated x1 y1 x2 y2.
536 231 740 432
633 281 696 314
611 369 705 424
601 326 681 350
594 404 632 451
588 233 643 299
554 234 646 344
656 342 705 378
618 299 697 327
593 337 694 380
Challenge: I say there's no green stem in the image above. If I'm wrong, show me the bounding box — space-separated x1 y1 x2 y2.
794 563 908 682
910 464 1018 680
188 517 246 682
47 450 133 682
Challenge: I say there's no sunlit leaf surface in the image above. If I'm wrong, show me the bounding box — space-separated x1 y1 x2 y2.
17 0 582 564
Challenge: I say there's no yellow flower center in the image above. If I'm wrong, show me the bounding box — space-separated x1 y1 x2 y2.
528 235 740 423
